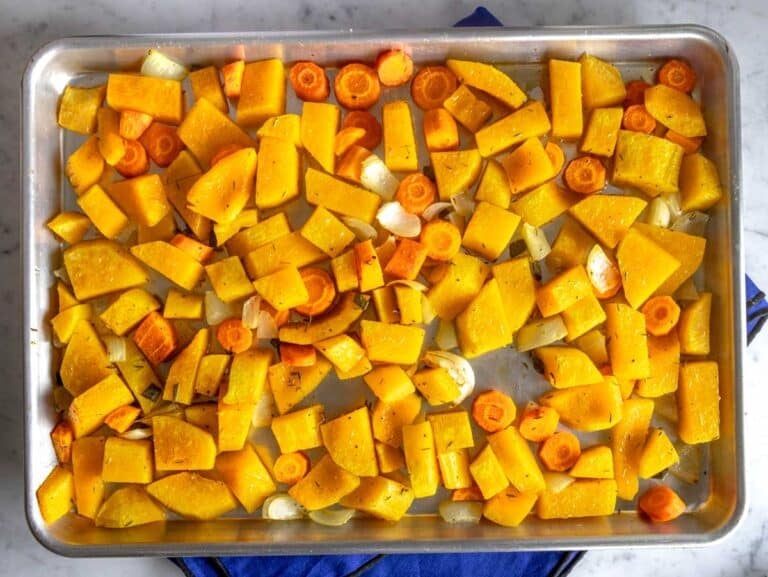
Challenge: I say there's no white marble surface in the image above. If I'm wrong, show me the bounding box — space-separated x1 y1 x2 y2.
2 0 768 575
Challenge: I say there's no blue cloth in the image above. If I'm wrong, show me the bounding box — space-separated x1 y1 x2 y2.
747 275 767 344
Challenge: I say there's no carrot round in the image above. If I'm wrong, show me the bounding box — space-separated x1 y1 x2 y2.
119 110 153 140
624 80 650 107
336 145 371 183
210 143 244 167
658 59 697 93
294 267 337 317
140 123 184 167
538 431 581 472
333 127 366 157
216 318 253 354
342 111 382 150
334 63 381 110
545 141 565 175
641 295 681 336
451 485 484 502
471 390 517 433
665 130 702 154
420 220 462 261
280 343 317 367
564 155 606 194
395 174 437 215
114 139 149 178
638 485 686 523
410 66 458 110
289 61 330 102
518 404 560 442
375 49 414 87
622 104 657 134
274 452 311 485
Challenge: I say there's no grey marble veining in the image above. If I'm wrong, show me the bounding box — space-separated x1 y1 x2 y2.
2 0 768 575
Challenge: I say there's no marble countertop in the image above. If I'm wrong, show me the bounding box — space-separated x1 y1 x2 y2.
3 1 768 575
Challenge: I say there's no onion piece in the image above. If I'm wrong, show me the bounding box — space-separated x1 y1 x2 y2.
438 500 483 524
646 197 672 228
53 267 70 284
423 350 475 405
543 472 575 494
668 443 701 484
241 295 262 329
308 507 356 527
386 279 428 292
450 192 475 217
141 49 188 80
262 493 306 520
361 154 400 200
436 320 458 351
671 211 710 236
102 335 127 363
255 310 278 340
377 201 421 238
422 202 453 221
446 211 466 234
662 191 683 218
251 389 275 428
120 427 153 440
205 291 239 326
342 217 378 241
422 295 438 325
521 223 551 262
516 317 568 352
586 244 622 299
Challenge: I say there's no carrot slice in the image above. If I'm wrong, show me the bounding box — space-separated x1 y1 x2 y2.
133 311 179 365
622 104 656 134
170 233 214 263
334 63 381 110
638 485 686 523
518 404 559 442
641 295 681 336
333 127 366 156
624 80 650 107
538 431 581 472
216 318 253 354
274 451 311 484
472 390 516 433
262 300 291 328
665 130 702 154
280 343 317 367
545 141 565 175
384 239 429 281
586 244 622 299
289 61 330 102
210 143 244 167
395 173 437 215
420 220 462 261
410 66 458 110
451 485 484 502
658 59 697 93
119 110 153 140
294 267 337 317
564 155 606 194
114 139 150 178
222 60 245 98
336 145 372 183
423 108 459 152
375 49 414 87
140 122 184 167
342 111 382 150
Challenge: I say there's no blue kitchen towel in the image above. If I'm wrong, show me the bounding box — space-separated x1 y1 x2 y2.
747 274 768 344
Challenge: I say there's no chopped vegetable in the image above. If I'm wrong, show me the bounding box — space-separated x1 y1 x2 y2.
622 104 657 134
539 431 582 472
119 110 153 140
624 79 650 106
396 173 437 215
641 296 681 336
342 110 382 150
410 66 458 110
293 267 337 317
216 318 254 354
438 500 483 524
638 485 686 523
140 123 184 167
289 61 330 102
376 49 414 87
377 201 421 238
360 154 400 200
564 155 606 194
420 220 462 261
586 244 622 299
658 59 697 93
141 49 188 80
471 390 516 433
334 63 380 110
274 452 311 484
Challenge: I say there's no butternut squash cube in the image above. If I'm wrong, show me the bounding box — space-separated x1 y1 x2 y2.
580 54 626 108
427 252 490 321
213 209 258 247
574 329 609 366
638 428 679 479
301 102 340 173
680 153 724 212
226 213 290 257
536 265 592 318
547 217 595 273
106 73 183 124
315 335 366 373
483 488 538 527
360 320 425 365
268 358 332 414
251 265 308 311
162 154 212 243
130 241 204 291
382 100 418 171
77 184 129 239
437 449 472 489
256 136 300 209
569 194 647 249
109 174 170 227
488 426 545 493
36 466 74 524
163 328 209 404
394 286 423 325
217 399 255 452
427 411 474 455
462 201 521 261
364 365 415 403
115 340 162 414
58 84 105 134
153 415 216 470
470 444 509 499
237 59 285 126
475 159 512 208
340 476 414 521
612 398 654 500
97 107 126 166
644 84 707 137
535 346 603 388
335 353 373 380
95 486 165 528
47 212 91 245
633 223 706 296
102 437 153 484
177 98 256 166
446 59 527 109
540 378 623 432
188 65 228 112
195 354 229 397
430 149 482 200
612 130 684 197
412 367 460 406
215 443 277 513
549 59 583 139
375 442 405 473
537 479 617 519
148 472 237 520
68 374 134 438
678 292 711 355
678 361 720 444
501 137 556 195
331 250 359 292
580 107 623 157
51 303 93 344
59 320 115 396
184 403 218 436
605 303 650 380
320 406 378 477
244 232 325 279
561 294 607 341
455 278 513 358
203 256 253 303
617 228 681 308
288 454 360 511
305 168 381 223
301 206 355 257
443 84 492 133
100 287 160 336
66 136 105 194
258 114 301 147
222 349 271 405
402 421 440 498
105 403 141 433
492 257 537 335
475 100 551 158
164 289 204 320
637 332 680 397
71 437 106 519
187 147 257 224
371 394 422 448
510 181 581 227
271 405 324 453
569 445 614 479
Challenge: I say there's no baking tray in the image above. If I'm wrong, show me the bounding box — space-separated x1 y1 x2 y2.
22 26 745 556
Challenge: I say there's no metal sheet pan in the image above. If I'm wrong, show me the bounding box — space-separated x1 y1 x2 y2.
22 26 745 556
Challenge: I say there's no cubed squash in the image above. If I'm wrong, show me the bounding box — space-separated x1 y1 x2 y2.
375 442 405 473
360 320 425 365
47 212 91 245
679 153 724 212
148 472 237 520
536 479 617 519
305 168 381 223
51 303 93 345
106 73 183 124
100 287 160 336
638 428 679 479
579 55 626 108
177 98 256 166
470 444 510 499
244 232 325 279
483 488 538 527
194 354 229 397
315 335 366 373
364 365 416 403
371 394 422 448
66 136 105 194
104 403 141 433
237 59 285 126
96 107 126 166
492 257 537 335
423 107 459 152
267 358 330 415
574 329 609 366
569 445 614 479
203 256 254 303
217 399 255 452
612 130 684 197
561 294 607 341
394 286 423 325
301 102 340 173
427 252 490 320
138 212 176 244
510 181 581 227
108 173 168 227
188 66 228 113
71 437 106 519
351 240 384 292
288 454 360 511
539 378 623 432
163 329 208 405
678 361 720 444
68 374 133 438
678 292 712 355
371 286 399 323
535 346 603 388
153 415 216 470
184 403 218 436
36 466 75 524
382 100 418 171
221 349 271 405
611 398 654 500
462 201 521 260
58 84 105 134
256 136 300 209
487 427 545 494
77 184 129 239
569 194 647 249
251 265 309 311
162 155 211 243
115 340 162 414
549 59 583 139
213 209 259 247
446 59 527 109
637 332 680 397
475 100 551 158
475 159 512 208
443 84 492 133
226 213 290 257
501 137 556 195
633 223 706 296
164 289 204 320
617 228 681 308
605 303 650 380
402 421 440 498
412 367 460 406
271 405 325 453
644 84 707 138
384 239 429 281
301 206 355 258
59 320 115 396
431 149 482 200
215 443 277 513
547 217 595 273
580 107 624 157
427 411 474 454
94 486 165 528
455 278 513 358
130 241 204 291
258 113 301 147
331 250 359 292
320 406 378 477
187 147 257 224
435 449 471 489
340 476 415 521
102 438 153 484
536 265 592 318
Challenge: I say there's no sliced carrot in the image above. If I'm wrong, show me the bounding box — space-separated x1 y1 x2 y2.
586 244 622 299
280 343 317 367
216 318 253 354
624 80 650 107
210 143 244 167
420 220 462 261
170 233 214 263
133 311 179 365
114 139 150 178
538 431 581 472
622 104 657 134
294 267 337 317
119 110 153 140
262 300 291 328
222 60 245 98
641 295 681 336
395 173 437 215
333 127 366 156
564 155 606 194
375 49 414 87
334 63 381 110
451 485 484 502
104 404 141 433
545 141 566 175
423 108 459 152
472 390 516 433
289 61 330 102
665 130 702 154
50 421 73 464
140 122 184 167
274 451 311 484
658 59 697 93
638 485 686 523
410 66 458 110
336 145 371 183
342 111 382 150
518 404 559 442
384 239 429 281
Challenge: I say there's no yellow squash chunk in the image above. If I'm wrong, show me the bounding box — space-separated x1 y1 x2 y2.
271 405 324 453
68 374 133 438
195 354 229 397
51 303 93 345
637 332 680 398
536 265 592 318
331 250 359 293
462 201 521 260
431 149 482 200
354 239 384 292
106 73 183 124
612 130 684 197
222 349 272 405
371 394 422 448
153 415 216 471
103 404 139 434
549 59 583 139
244 231 325 279
215 444 277 513
446 59 527 109
100 287 160 336
475 100 551 158
540 378 623 432
321 406 378 477
258 114 301 147
535 346 603 388
256 136 300 209
364 365 415 403
561 294 606 341
189 65 228 112
102 438 153 484
510 181 580 227
305 168 381 223
184 403 218 436
412 367 460 406
443 84 492 133
437 449 472 489
161 152 211 242
612 398 654 500
217 399 255 452
36 466 74 524
77 183 128 238
456 278 513 358
130 241 204 291
315 334 366 373
633 223 706 295
617 228 681 308
475 159 512 208
606 303 650 380
58 84 105 134
678 361 720 444
163 328 209 404
237 59 285 126
470 444 510 499
483 488 538 527
383 100 418 171
301 102 340 173
213 209 259 247
187 147 257 224
569 194 647 249
301 206 355 257
427 252 490 321
288 454 360 511
569 445 614 479
340 476 414 521
148 472 237 520
164 289 204 320
278 292 369 345
109 174 171 227
66 136 105 194
375 442 405 473
95 486 165 528
680 153 724 212
402 421 440 498
492 257 537 335
205 256 254 303
178 98 256 166
502 137 556 195
268 358 332 414
644 84 706 137
488 427 545 493
580 107 624 157
47 212 91 245
115 340 162 414
138 211 176 244
71 437 106 519
547 217 595 273
335 356 372 380
579 55 626 109
427 411 474 454
360 320 425 365
97 107 126 166
638 428 679 479
395 286 423 326
537 479 617 519
678 292 711 355
253 265 309 311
